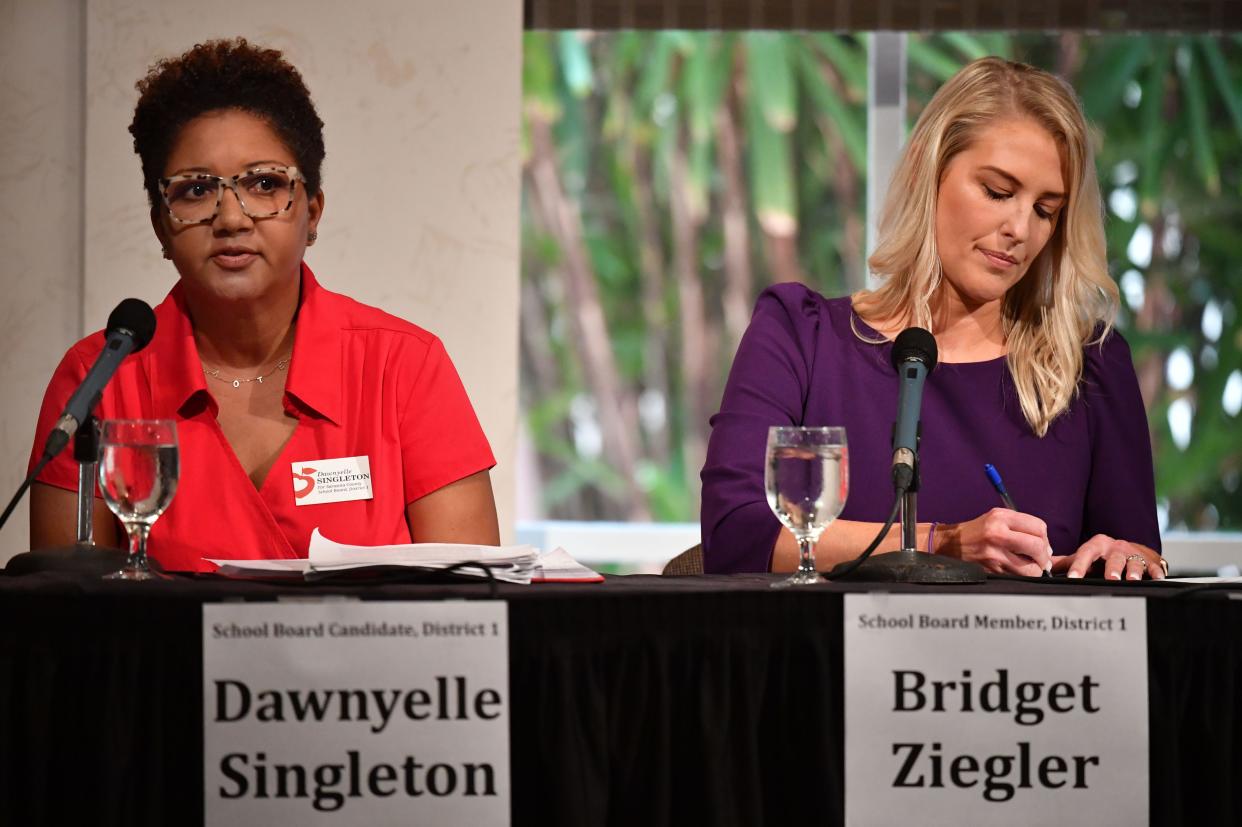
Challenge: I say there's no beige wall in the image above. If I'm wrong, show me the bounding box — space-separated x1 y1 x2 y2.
0 0 522 562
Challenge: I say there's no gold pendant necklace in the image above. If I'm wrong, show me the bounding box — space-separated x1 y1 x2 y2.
202 355 290 389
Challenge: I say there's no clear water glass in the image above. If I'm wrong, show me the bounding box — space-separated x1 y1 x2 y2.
98 419 179 580
765 426 848 587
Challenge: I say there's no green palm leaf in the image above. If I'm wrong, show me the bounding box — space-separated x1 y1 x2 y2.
1199 38 1242 140
1137 44 1172 220
797 44 866 171
745 33 796 131
942 32 989 62
811 33 866 95
1176 41 1221 196
744 35 796 234
681 36 730 217
557 32 594 98
1079 38 1148 123
907 38 962 83
523 33 559 118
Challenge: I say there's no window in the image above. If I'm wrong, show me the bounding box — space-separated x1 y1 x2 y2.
519 29 1242 567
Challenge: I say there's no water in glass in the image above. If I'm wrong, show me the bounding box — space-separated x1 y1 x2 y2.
99 420 179 580
99 443 178 524
765 427 848 587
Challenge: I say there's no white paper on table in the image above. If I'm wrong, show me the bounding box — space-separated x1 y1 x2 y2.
206 529 603 584
1165 576 1242 583
306 529 538 583
532 547 605 582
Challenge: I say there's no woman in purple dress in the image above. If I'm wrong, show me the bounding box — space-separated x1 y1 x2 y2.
701 57 1164 580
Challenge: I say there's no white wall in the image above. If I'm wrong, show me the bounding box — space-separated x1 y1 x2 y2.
0 0 86 562
0 0 522 562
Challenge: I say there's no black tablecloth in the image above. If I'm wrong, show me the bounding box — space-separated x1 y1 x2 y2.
0 571 1239 826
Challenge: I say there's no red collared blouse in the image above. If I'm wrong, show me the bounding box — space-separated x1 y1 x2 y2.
29 264 496 571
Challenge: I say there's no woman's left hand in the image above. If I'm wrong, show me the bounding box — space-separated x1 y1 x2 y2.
1052 535 1166 581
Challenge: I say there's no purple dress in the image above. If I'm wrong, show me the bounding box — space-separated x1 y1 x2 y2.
700 284 1161 574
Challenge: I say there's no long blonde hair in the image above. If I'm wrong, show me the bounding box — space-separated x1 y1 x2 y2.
854 57 1119 437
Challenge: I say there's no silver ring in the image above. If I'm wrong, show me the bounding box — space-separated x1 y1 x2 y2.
1125 554 1146 564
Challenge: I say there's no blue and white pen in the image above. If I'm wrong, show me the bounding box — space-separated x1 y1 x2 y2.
983 463 1051 577
983 463 1017 511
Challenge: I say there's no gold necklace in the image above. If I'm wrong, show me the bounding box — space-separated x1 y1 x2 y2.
202 355 290 389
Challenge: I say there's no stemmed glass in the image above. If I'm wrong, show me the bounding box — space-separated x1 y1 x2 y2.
98 419 179 580
765 426 848 587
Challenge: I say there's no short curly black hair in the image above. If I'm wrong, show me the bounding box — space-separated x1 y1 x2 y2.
129 38 325 210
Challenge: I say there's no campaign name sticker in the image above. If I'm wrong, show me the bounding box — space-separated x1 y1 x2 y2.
203 601 509 826
292 455 373 505
844 593 1147 827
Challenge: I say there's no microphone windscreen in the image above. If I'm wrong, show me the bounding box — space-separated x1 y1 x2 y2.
891 327 938 373
106 298 157 352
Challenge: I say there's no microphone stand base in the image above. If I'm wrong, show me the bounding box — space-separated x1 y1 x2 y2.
4 544 127 577
830 549 986 584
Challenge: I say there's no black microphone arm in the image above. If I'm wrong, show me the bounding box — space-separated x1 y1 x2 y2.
828 325 985 583
42 298 156 461
0 299 156 536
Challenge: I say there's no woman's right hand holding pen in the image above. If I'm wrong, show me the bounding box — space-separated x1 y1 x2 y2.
933 508 1053 577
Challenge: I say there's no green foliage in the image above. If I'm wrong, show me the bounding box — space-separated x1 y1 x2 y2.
908 33 1242 531
1079 39 1149 123
798 44 866 170
522 31 1242 532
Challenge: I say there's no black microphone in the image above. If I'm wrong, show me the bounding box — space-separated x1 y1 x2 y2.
890 327 937 491
41 298 157 460
825 327 982 583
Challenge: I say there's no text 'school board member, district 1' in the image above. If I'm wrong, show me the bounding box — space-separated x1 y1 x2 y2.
29 38 500 571
701 57 1164 583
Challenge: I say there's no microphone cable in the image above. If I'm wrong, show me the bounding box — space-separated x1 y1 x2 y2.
0 454 55 534
823 485 906 581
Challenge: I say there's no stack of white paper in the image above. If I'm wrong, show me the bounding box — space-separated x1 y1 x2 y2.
205 528 604 583
306 529 538 583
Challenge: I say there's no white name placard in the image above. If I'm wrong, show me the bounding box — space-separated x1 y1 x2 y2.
291 455 374 505
203 601 509 826
844 593 1147 827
